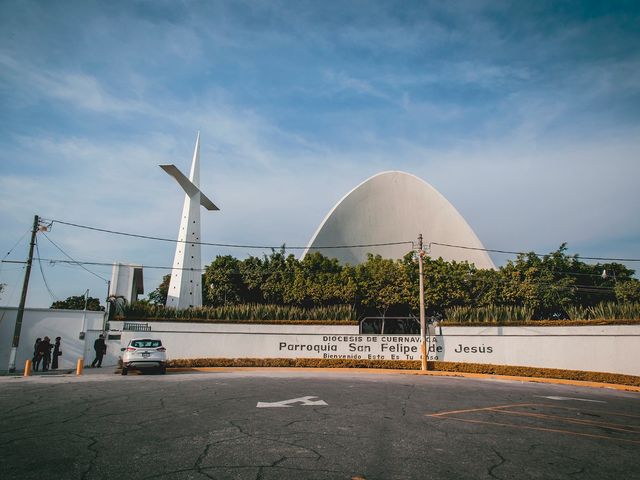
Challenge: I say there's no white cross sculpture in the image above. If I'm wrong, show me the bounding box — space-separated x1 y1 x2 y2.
160 132 219 309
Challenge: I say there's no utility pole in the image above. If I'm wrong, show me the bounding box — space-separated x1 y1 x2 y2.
8 215 39 372
417 233 427 371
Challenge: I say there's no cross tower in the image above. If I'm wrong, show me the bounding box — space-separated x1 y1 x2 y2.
160 132 219 308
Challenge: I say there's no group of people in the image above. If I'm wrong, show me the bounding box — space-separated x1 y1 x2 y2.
30 334 107 371
32 336 62 372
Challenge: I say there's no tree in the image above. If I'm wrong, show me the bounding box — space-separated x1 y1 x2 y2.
289 252 345 307
148 274 170 305
51 295 104 311
259 248 296 305
203 256 245 306
357 255 412 317
615 280 640 303
0 283 4 300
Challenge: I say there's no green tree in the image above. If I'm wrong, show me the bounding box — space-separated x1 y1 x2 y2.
615 279 640 303
239 256 266 303
148 274 170 305
498 246 577 317
203 255 245 306
289 252 345 306
51 295 104 311
357 255 412 317
259 248 296 305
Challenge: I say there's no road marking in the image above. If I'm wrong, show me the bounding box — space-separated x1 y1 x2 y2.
538 396 606 403
431 415 640 445
257 396 328 408
428 403 534 417
486 408 639 433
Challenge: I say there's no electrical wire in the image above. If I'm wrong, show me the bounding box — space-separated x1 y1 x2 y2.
0 228 31 278
45 218 414 250
35 237 58 302
429 241 640 263
1 229 31 261
41 232 109 283
45 218 639 262
1 256 619 294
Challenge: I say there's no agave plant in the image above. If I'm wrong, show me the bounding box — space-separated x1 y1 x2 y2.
445 305 534 323
587 302 640 320
119 302 357 322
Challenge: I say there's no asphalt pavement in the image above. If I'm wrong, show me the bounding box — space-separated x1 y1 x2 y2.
0 369 638 479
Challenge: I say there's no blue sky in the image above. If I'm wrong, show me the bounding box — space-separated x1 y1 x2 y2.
1 0 639 308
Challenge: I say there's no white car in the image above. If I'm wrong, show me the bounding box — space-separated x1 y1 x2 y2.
121 339 167 375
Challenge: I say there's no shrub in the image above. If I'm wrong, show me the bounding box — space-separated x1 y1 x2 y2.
445 305 534 323
118 302 358 323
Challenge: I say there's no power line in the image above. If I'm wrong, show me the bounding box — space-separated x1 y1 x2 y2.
0 228 31 279
46 218 414 250
47 218 638 262
1 229 31 261
429 241 640 263
41 232 109 283
4 257 619 294
35 237 58 302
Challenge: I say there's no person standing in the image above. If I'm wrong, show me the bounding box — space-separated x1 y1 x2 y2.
32 338 42 372
91 334 106 368
51 337 62 370
39 336 52 371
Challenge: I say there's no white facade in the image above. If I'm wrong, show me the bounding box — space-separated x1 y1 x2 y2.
109 263 143 303
0 307 120 371
304 171 495 268
109 320 640 377
160 133 219 309
2 309 638 377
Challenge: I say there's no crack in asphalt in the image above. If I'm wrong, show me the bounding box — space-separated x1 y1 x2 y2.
487 447 507 480
401 383 415 417
78 434 100 480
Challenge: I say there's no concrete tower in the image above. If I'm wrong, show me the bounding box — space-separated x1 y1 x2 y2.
160 133 219 308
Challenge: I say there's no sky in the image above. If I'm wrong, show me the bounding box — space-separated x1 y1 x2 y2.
1 0 639 308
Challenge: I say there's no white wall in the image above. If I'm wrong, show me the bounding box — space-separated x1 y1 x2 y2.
0 307 113 371
3 311 639 376
111 320 640 376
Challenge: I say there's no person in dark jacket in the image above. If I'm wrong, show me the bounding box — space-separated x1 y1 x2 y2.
38 337 52 371
91 334 106 368
51 337 62 369
32 338 42 372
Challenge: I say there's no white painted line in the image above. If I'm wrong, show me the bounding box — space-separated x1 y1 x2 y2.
257 396 329 408
538 396 606 403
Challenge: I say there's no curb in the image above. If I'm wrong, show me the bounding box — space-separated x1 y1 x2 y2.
167 367 640 392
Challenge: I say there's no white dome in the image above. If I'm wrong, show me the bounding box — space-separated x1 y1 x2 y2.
303 171 495 269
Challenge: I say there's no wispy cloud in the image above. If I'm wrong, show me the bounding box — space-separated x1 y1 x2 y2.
1 1 639 307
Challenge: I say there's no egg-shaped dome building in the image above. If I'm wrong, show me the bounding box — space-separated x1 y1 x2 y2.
303 171 495 269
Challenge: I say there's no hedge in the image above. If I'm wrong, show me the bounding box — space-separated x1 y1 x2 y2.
165 357 640 386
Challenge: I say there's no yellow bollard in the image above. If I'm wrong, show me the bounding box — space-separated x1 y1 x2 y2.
421 342 428 371
24 359 32 377
76 358 84 376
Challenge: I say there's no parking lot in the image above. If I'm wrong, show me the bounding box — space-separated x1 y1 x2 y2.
0 369 638 479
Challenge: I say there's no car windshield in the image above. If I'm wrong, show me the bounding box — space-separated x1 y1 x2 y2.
130 340 162 348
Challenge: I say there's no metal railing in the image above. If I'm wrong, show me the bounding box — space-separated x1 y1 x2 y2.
359 317 420 335
123 322 151 332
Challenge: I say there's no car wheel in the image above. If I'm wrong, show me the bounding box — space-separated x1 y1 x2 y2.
121 367 128 376
160 366 167 375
